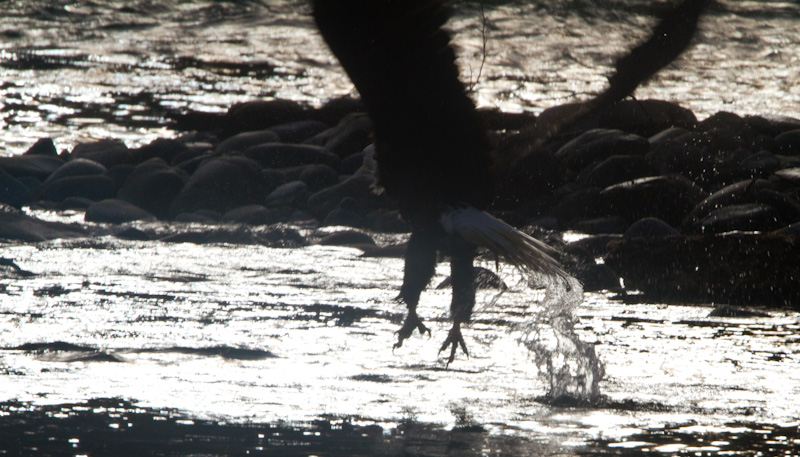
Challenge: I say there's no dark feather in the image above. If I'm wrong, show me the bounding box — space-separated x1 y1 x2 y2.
312 0 493 217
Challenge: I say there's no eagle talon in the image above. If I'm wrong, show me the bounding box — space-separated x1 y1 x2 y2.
439 322 468 366
394 311 429 350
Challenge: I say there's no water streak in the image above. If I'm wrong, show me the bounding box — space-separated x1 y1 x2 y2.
518 275 605 403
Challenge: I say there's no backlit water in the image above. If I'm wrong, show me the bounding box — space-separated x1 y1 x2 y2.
1 0 800 454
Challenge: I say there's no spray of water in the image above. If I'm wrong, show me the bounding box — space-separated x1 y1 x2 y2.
517 274 605 404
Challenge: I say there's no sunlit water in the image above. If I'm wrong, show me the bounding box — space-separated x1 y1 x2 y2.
1 0 800 155
2 214 799 454
2 0 800 453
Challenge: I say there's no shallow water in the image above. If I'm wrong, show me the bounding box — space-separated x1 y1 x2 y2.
1 214 799 455
1 0 800 155
2 1 800 454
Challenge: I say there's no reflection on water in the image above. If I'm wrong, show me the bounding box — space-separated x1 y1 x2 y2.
1 221 799 455
2 0 800 154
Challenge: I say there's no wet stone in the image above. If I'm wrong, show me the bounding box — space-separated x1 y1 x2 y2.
23 137 58 156
117 158 186 220
221 205 273 226
214 130 280 155
85 199 157 224
0 168 35 208
317 229 376 247
70 140 130 168
169 156 265 217
624 217 679 238
774 129 800 155
695 203 785 234
264 181 309 209
0 154 65 181
554 128 649 170
243 143 340 170
44 158 106 184
40 174 118 203
579 155 655 188
269 120 329 143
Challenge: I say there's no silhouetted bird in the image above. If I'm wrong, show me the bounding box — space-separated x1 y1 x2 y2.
313 0 566 363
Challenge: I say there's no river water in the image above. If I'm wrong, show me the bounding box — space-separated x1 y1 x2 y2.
1 0 800 155
2 1 800 455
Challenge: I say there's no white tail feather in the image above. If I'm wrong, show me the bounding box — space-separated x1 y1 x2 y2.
441 206 568 279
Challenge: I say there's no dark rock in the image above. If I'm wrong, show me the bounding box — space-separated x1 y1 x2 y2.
718 150 780 183
169 156 265 217
495 146 566 208
682 179 800 232
57 197 94 210
264 181 309 208
0 205 86 241
773 167 800 186
0 167 35 207
0 257 35 279
221 99 310 137
596 99 697 136
307 173 393 221
269 120 329 143
548 187 603 225
305 112 373 157
85 199 157 224
322 197 366 228
130 138 189 164
104 164 134 189
773 222 800 235
317 230 376 247
624 217 679 237
115 227 153 241
339 151 365 175
44 158 106 184
117 158 186 219
173 211 220 224
0 154 65 181
221 205 273 225
160 224 306 248
579 155 655 188
564 234 622 259
39 174 118 203
572 216 626 235
298 164 339 192
605 233 800 307
648 126 691 144
573 263 620 292
243 143 339 169
365 209 408 233
774 129 800 155
695 203 785 234
215 130 280 155
24 138 58 156
554 129 649 170
599 175 708 227
359 242 407 258
437 266 508 290
708 305 771 318
71 140 130 168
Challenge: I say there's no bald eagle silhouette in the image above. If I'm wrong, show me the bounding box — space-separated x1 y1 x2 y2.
312 0 565 363
311 0 705 363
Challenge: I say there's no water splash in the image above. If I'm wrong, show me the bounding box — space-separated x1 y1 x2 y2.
518 274 605 404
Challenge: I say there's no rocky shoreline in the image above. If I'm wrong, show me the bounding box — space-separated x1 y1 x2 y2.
2 97 799 308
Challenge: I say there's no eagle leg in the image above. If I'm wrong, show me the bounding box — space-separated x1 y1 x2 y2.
394 226 437 350
439 241 476 365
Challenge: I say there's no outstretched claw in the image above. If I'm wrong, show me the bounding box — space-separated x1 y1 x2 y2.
439 322 468 366
393 310 430 350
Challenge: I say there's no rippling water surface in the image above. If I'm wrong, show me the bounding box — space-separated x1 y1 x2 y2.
2 1 800 454
1 0 799 154
2 214 800 455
